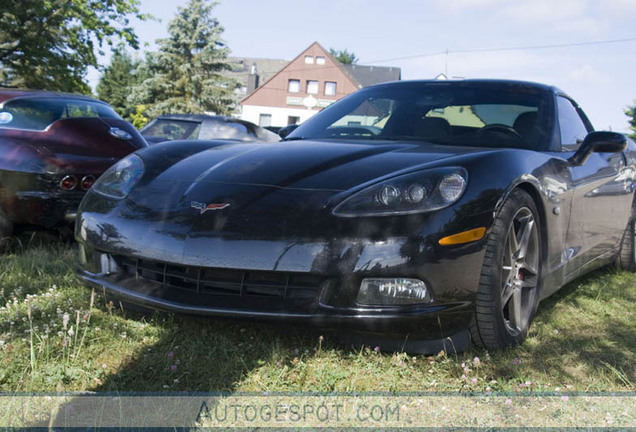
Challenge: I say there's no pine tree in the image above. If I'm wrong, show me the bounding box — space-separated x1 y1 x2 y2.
97 50 140 119
626 103 636 140
329 48 358 65
130 0 239 117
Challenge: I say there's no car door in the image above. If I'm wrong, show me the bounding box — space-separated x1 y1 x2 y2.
559 96 633 277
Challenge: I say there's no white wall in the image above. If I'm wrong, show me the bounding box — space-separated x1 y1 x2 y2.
240 105 320 127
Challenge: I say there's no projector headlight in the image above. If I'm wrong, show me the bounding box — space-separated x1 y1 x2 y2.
92 154 144 199
333 167 467 217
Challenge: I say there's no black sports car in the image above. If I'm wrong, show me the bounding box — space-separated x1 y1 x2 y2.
140 114 280 144
75 80 636 352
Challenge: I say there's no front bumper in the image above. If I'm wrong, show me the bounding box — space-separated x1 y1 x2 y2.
75 182 492 351
77 237 483 350
78 266 472 353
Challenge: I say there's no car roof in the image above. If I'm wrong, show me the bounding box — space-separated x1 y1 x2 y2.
0 88 107 105
153 114 236 122
369 78 564 95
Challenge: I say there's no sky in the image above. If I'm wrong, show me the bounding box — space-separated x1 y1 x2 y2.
90 0 636 133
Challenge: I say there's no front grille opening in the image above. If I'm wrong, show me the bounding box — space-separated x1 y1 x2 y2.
113 255 324 300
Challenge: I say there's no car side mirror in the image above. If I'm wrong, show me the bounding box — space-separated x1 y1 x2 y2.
568 131 627 166
279 124 299 139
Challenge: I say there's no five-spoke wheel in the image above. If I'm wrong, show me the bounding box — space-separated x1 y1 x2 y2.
471 189 542 349
500 207 540 336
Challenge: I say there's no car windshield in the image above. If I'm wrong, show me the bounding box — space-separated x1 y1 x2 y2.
288 82 553 150
142 119 202 140
198 120 252 140
141 118 255 141
0 97 121 131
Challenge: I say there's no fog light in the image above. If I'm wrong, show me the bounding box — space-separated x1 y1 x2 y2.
357 278 430 305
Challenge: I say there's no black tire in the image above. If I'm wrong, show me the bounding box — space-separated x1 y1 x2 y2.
616 203 636 272
0 207 13 251
57 225 75 244
470 189 542 349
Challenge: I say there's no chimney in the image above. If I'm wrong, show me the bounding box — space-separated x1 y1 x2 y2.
247 62 259 93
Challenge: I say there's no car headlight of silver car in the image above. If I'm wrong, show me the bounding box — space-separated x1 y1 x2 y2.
92 154 144 199
333 167 467 217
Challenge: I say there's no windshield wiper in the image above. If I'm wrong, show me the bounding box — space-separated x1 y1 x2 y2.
282 136 306 141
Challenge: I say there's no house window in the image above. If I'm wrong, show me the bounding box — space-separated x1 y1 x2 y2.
288 79 300 93
306 80 319 94
259 114 272 127
316 56 326 65
304 56 314 64
324 81 337 96
287 116 300 125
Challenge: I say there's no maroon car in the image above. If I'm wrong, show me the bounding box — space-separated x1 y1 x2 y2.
0 89 147 246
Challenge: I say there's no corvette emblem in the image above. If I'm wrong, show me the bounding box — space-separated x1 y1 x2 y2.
191 201 230 214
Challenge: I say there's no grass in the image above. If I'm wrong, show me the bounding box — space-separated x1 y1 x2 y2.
0 232 634 394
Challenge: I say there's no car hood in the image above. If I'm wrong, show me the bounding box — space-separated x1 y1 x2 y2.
123 140 487 231
142 139 485 192
142 135 169 144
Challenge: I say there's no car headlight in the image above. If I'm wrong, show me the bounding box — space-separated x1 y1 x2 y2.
92 154 144 199
333 167 467 217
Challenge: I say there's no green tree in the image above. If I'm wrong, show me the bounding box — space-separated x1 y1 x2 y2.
97 49 141 118
130 0 239 117
0 0 149 93
329 48 358 65
626 103 636 140
130 104 150 129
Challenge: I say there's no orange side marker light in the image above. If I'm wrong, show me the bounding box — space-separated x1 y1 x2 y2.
439 227 486 246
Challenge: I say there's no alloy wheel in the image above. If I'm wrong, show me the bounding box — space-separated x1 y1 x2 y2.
500 207 539 336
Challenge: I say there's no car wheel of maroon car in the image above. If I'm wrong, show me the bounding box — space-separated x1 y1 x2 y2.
471 189 542 349
0 207 12 250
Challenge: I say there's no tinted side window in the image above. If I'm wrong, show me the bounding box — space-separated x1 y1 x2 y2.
557 96 589 150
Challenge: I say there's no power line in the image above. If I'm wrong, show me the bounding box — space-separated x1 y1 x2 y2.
228 36 636 94
365 37 636 64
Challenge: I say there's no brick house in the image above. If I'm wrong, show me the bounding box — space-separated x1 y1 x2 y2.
238 42 400 128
